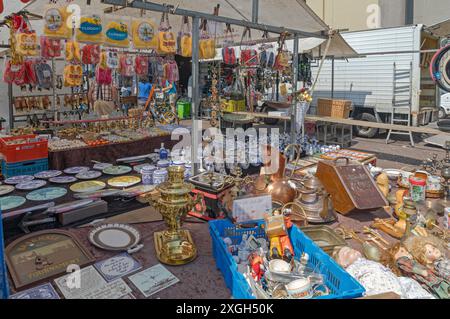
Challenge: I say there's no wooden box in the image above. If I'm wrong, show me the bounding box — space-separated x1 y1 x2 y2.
316 157 388 215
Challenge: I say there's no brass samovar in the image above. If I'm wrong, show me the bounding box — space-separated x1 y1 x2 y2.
150 166 203 265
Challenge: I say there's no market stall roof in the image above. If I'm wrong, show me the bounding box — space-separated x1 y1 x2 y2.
426 18 450 38
23 0 329 39
297 33 358 58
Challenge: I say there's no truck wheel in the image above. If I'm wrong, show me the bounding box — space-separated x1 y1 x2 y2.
439 107 447 119
355 113 379 138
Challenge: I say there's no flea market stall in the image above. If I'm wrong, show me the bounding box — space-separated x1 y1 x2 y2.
0 0 448 301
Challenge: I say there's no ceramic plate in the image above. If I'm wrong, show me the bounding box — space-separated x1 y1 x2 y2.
93 163 113 171
0 185 15 196
64 166 90 175
75 170 102 180
49 176 78 184
89 224 141 251
34 170 62 179
15 180 47 191
4 175 35 185
70 181 106 193
133 164 149 173
26 187 68 201
102 166 132 175
107 176 141 188
0 196 26 211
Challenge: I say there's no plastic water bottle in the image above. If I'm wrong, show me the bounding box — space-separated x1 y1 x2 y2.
159 143 168 160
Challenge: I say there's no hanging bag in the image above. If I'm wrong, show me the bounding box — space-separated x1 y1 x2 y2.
158 13 176 55
178 16 192 57
222 24 236 65
65 40 81 63
64 64 83 87
15 15 38 57
41 36 62 59
119 54 135 77
199 19 216 60
274 33 291 71
240 27 258 68
82 44 101 65
135 55 149 76
34 61 53 89
95 64 112 85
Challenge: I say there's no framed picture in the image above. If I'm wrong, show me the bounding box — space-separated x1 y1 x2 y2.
5 230 94 290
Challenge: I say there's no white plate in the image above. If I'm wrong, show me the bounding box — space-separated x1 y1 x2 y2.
75 171 102 180
89 224 141 251
15 180 47 191
4 175 35 185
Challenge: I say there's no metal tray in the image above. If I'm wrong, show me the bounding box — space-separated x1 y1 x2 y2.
299 225 347 255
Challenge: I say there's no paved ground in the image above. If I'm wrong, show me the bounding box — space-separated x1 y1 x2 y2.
350 133 447 169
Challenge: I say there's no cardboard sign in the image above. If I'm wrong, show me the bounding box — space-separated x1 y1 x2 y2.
0 220 9 299
232 195 272 223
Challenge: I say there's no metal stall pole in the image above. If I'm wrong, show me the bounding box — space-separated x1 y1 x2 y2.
252 0 259 23
291 35 299 143
8 83 14 130
331 56 335 99
52 58 58 122
191 16 201 175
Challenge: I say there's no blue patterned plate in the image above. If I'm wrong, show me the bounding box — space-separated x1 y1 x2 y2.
34 170 62 179
49 176 78 184
0 196 26 210
15 180 47 191
102 166 132 175
26 187 68 201
4 175 35 185
63 167 90 175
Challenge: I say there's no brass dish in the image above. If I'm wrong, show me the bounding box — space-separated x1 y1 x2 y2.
107 176 142 188
299 225 347 256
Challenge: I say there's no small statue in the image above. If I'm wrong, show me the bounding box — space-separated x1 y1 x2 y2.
386 243 449 299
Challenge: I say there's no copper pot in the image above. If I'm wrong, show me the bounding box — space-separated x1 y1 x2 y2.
253 145 297 205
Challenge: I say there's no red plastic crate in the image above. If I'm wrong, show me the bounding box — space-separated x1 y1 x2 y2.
0 135 48 163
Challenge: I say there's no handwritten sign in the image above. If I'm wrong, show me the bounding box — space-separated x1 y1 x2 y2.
232 195 272 223
0 220 9 299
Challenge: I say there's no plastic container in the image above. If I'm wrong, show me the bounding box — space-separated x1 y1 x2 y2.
1 158 49 178
0 135 48 163
409 176 426 202
209 219 365 299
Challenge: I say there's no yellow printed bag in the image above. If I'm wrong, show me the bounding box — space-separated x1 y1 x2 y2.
43 6 71 39
132 18 158 49
157 12 176 55
64 64 83 87
76 14 104 44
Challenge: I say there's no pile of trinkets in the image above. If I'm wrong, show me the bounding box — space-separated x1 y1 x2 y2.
222 215 330 299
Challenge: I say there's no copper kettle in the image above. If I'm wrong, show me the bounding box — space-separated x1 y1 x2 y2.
253 145 298 205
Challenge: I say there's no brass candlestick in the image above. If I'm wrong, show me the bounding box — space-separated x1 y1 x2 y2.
150 166 203 265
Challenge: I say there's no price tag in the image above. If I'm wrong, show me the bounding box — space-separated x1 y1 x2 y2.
0 220 9 299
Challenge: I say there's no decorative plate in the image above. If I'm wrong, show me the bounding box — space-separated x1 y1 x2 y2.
133 164 149 173
4 175 35 185
26 187 68 201
15 180 47 191
70 181 106 193
93 162 113 171
75 170 102 180
102 165 132 175
0 196 26 211
0 185 15 196
63 166 90 175
89 224 141 251
34 170 62 179
49 176 78 184
383 169 402 180
107 176 141 188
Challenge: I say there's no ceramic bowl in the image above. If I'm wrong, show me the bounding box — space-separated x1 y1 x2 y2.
268 259 291 273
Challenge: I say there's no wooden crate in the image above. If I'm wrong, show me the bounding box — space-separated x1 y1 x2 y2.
317 98 352 119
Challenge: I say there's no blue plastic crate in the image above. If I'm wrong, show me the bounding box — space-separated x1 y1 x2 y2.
1 158 48 178
209 219 365 299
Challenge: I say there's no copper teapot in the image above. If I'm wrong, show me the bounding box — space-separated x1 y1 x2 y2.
253 144 298 205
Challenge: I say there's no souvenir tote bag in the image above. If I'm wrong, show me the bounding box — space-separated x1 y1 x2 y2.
222 24 236 65
240 28 258 68
15 15 38 57
132 18 158 50
199 20 216 60
158 13 176 55
41 36 62 59
43 5 71 39
119 54 136 77
178 16 192 58
135 56 149 76
274 33 291 71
